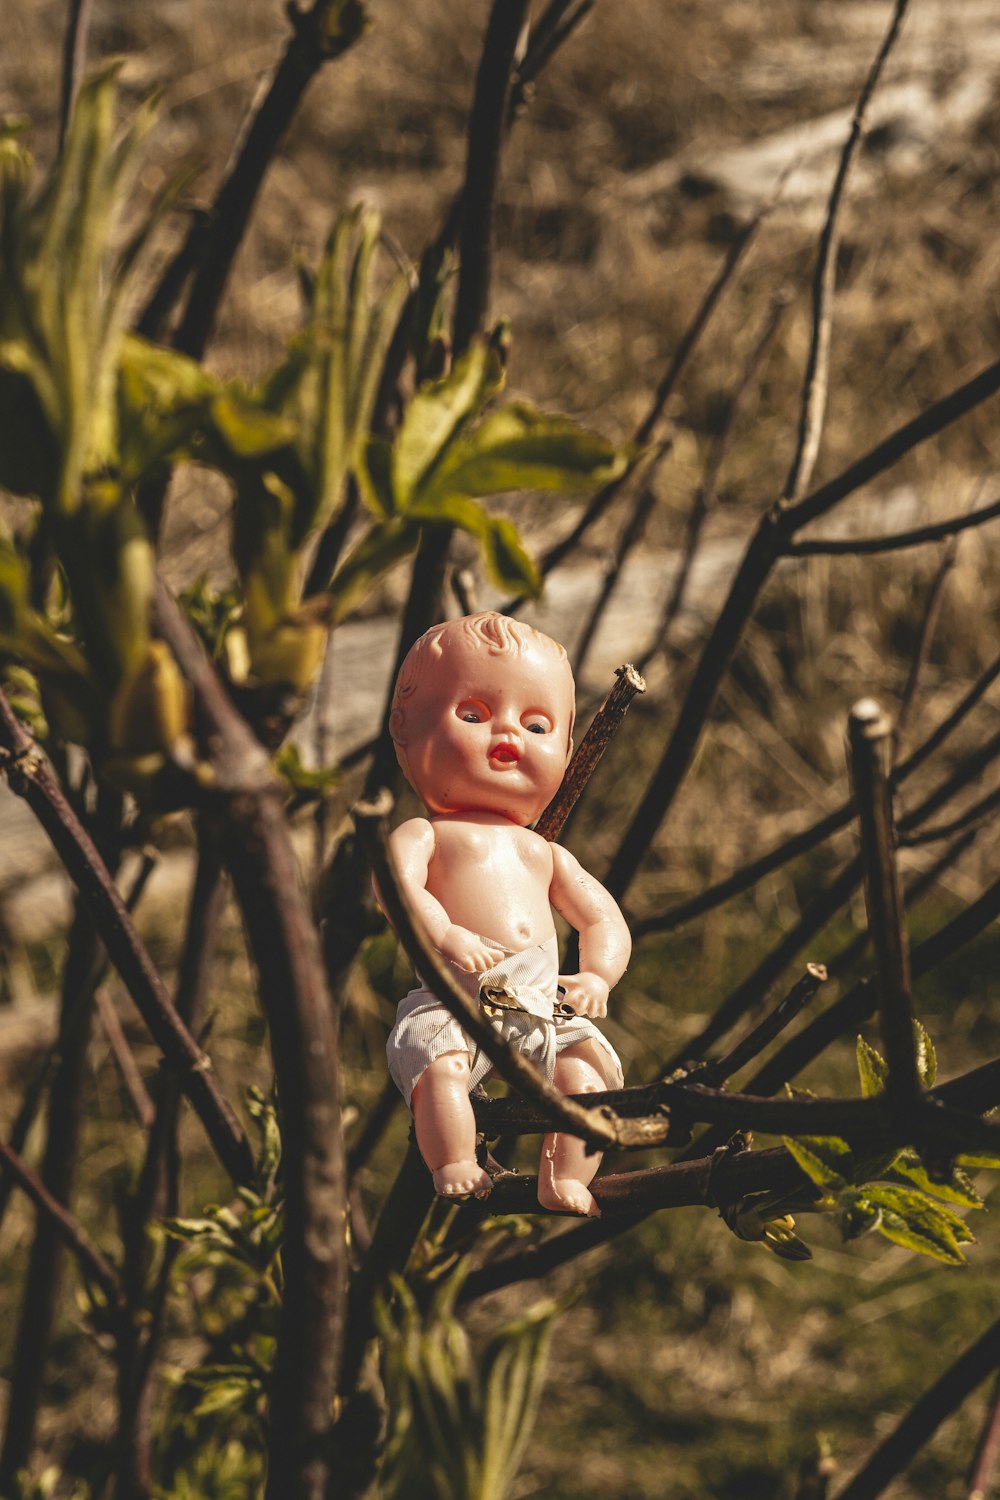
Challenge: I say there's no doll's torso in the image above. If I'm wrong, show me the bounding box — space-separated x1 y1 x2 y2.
424 812 557 951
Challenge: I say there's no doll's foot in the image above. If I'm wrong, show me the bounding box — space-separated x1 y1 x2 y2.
432 1160 493 1200
537 1177 601 1217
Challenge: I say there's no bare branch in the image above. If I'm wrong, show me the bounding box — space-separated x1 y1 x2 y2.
0 689 253 1185
634 649 1000 939
783 0 911 503
172 0 368 361
525 205 772 595
535 664 646 841
835 1317 1000 1500
893 539 957 753
151 582 346 1500
0 1134 123 1315
453 0 530 353
788 495 1000 557
639 291 788 673
966 1372 1000 1500
848 700 919 1104
94 986 155 1130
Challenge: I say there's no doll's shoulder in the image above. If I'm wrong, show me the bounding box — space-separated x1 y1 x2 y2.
389 817 436 864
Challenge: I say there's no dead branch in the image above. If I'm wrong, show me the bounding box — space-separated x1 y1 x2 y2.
848 700 919 1104
835 1317 1000 1500
783 0 911 503
535 664 646 841
788 494 1000 557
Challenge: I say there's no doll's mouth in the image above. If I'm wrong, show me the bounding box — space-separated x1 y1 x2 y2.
489 743 521 766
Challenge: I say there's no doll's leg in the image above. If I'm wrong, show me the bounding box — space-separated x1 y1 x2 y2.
538 1040 619 1217
411 1051 492 1199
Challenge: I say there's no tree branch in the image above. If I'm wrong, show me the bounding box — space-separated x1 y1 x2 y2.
783 0 911 503
0 688 253 1186
848 700 919 1104
835 1316 1000 1500
787 495 1000 557
534 664 646 841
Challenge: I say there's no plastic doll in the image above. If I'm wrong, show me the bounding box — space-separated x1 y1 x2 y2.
384 611 631 1217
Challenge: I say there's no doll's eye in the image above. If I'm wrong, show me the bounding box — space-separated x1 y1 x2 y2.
457 702 486 724
523 714 552 734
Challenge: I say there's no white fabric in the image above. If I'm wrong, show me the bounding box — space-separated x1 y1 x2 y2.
386 933 623 1107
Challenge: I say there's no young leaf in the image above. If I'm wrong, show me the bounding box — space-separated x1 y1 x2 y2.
782 1135 853 1193
392 339 504 508
836 1189 882 1242
864 1183 974 1264
428 401 635 502
887 1148 983 1210
913 1018 937 1088
856 1035 887 1098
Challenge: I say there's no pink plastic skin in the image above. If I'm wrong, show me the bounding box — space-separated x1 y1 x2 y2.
386 613 631 1217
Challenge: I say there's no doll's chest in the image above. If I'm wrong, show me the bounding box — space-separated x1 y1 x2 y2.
432 821 552 886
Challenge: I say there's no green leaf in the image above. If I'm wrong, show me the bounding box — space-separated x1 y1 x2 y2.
888 1148 983 1209
836 1189 882 1241
357 434 396 517
392 340 504 508
782 1135 853 1193
209 392 295 459
482 515 540 595
913 1018 937 1088
429 401 634 502
327 519 420 625
864 1183 974 1264
957 1152 1000 1171
856 1035 888 1098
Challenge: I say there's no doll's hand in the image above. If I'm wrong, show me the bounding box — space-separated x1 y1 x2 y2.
438 925 506 973
557 971 610 1019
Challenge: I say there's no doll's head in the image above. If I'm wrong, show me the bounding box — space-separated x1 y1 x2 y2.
390 612 575 824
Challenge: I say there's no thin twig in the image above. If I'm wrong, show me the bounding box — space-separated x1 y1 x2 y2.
967 1372 1000 1500
694 964 828 1088
573 445 671 679
783 0 911 503
903 784 1000 849
93 986 155 1130
0 848 157 1233
893 539 957 754
353 791 667 1152
605 355 1000 903
522 203 773 597
639 291 788 673
535 664 646 841
848 699 919 1104
633 646 1000 939
659 859 863 1077
788 494 1000 557
172 0 367 362
0 1135 123 1314
835 1317 1000 1500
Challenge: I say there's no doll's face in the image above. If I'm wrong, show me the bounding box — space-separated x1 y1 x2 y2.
396 636 574 825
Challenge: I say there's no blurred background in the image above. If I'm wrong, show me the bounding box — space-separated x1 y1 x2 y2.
2 2 1000 1496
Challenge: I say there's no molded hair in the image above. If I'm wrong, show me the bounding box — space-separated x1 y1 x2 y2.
390 612 570 748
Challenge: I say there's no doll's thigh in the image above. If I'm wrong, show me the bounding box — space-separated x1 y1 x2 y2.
553 1039 618 1094
412 1049 473 1096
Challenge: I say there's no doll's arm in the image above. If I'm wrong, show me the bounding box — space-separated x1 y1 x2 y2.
549 842 631 1018
382 820 505 972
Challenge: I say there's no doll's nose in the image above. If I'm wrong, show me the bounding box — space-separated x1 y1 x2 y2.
493 705 522 737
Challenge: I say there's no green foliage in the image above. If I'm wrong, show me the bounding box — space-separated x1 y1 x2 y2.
780 1027 984 1264
153 1090 281 1495
377 1268 563 1500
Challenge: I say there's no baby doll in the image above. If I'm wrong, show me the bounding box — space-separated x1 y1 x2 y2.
384 611 631 1217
